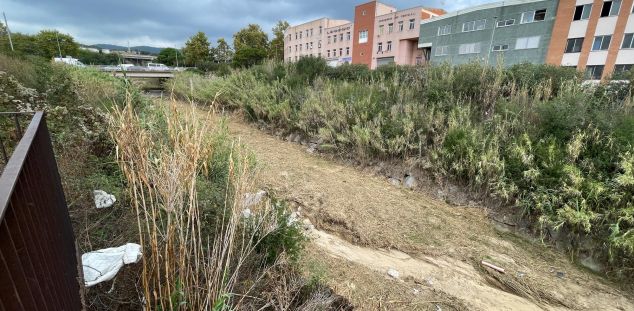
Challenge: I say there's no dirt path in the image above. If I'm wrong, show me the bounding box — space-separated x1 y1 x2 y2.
185 102 633 310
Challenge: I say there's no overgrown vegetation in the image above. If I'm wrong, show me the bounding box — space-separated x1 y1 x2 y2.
1 53 343 309
170 57 634 279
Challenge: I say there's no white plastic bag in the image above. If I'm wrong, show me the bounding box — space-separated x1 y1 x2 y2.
82 243 142 287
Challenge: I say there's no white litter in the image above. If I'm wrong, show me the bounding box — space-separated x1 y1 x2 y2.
94 190 116 209
242 208 252 219
82 243 142 287
242 190 267 208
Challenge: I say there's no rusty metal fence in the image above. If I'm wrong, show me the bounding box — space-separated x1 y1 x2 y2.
0 112 82 310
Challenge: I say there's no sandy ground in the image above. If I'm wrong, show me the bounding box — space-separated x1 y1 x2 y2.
184 102 634 311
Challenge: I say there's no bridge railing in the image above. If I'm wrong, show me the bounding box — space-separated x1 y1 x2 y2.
0 112 82 310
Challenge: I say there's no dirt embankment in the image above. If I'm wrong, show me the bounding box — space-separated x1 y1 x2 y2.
188 103 634 311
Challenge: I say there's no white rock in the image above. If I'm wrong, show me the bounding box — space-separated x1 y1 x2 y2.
242 208 252 219
404 175 418 189
243 190 267 208
94 190 116 209
387 268 400 279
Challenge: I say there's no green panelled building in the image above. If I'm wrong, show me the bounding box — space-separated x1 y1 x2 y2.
418 0 559 66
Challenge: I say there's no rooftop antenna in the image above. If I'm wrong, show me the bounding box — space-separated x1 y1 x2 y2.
3 12 14 52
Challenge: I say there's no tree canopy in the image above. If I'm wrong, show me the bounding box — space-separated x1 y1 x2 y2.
183 32 211 66
269 20 289 61
214 38 233 63
156 47 183 66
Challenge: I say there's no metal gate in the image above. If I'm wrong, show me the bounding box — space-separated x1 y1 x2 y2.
0 112 82 310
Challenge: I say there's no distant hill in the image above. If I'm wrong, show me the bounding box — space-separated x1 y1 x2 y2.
89 44 165 55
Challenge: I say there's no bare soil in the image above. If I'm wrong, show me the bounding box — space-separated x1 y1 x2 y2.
188 103 634 311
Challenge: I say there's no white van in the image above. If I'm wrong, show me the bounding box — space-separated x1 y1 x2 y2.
147 63 170 71
53 56 85 67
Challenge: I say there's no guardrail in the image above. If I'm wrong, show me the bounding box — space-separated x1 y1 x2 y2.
0 112 82 310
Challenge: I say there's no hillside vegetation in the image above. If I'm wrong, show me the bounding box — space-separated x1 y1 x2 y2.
170 58 634 279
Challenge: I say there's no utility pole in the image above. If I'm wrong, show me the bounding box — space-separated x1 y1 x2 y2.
55 32 63 58
486 16 499 65
3 12 14 52
175 49 179 67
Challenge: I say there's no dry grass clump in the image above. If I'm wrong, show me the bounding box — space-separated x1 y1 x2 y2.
110 95 298 309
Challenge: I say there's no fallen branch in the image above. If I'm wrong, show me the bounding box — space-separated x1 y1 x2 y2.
481 261 505 274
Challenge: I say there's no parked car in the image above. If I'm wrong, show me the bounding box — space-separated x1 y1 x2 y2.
147 63 170 71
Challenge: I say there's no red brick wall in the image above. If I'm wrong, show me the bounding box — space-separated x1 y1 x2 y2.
352 1 377 67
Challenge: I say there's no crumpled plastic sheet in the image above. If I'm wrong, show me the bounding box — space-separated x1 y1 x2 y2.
82 243 142 287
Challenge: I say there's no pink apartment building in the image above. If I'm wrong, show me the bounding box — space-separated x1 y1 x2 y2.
284 1 445 68
285 18 352 63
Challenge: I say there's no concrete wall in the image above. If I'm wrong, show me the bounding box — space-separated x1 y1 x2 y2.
419 0 558 66
284 18 351 62
324 23 354 65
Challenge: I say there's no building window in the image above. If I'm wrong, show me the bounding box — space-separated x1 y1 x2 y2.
458 42 481 54
398 21 404 31
328 36 331 44
387 41 392 51
288 46 291 52
339 48 343 56
377 24 382 35
299 32 302 39
340 34 343 41
318 52 321 57
388 23 394 33
435 45 449 56
306 43 309 50
586 65 604 79
515 36 541 49
310 29 313 36
622 33 634 48
346 47 350 55
295 33 297 40
492 44 509 51
334 35 337 43
601 0 621 17
319 26 323 34
310 42 314 49
592 35 612 50
438 24 452 35
294 45 297 51
521 9 547 23
362 10 367 16
573 4 592 20
346 32 351 40
496 19 515 27
378 42 383 52
327 50 330 57
463 19 486 32
359 30 368 43
565 38 584 53
409 19 415 30
318 40 322 48
614 64 633 77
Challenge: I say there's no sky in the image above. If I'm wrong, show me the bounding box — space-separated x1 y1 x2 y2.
4 0 494 48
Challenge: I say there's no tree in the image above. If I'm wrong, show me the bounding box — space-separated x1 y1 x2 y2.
232 24 268 67
214 38 233 63
269 20 289 61
183 32 211 66
156 47 183 66
232 47 267 68
34 30 79 59
76 49 120 65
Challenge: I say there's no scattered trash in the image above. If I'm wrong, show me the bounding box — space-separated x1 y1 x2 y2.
243 190 267 208
242 208 252 219
425 276 434 286
412 288 421 295
556 271 566 279
481 260 505 274
82 243 142 287
93 190 116 209
516 271 526 278
387 268 400 279
403 175 418 189
435 304 443 311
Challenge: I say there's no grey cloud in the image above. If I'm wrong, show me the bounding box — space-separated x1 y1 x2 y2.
5 0 493 48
